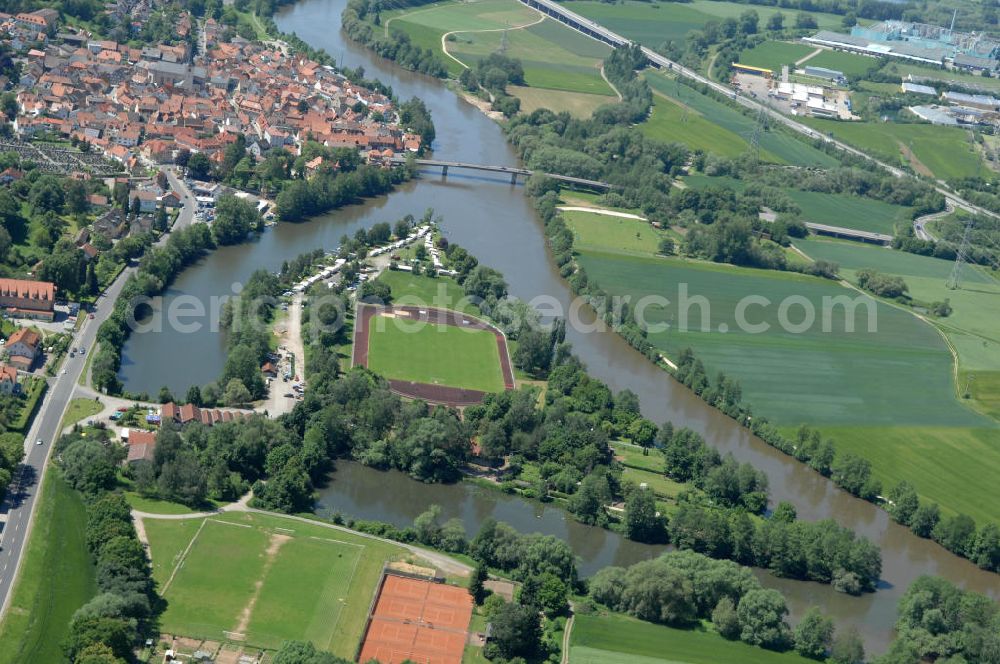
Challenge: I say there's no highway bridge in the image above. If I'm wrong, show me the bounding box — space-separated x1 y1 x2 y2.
394 157 617 190
518 0 1000 223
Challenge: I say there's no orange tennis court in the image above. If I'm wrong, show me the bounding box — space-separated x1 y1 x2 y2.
358 575 473 664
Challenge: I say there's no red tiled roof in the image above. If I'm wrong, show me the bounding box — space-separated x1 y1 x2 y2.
0 278 55 302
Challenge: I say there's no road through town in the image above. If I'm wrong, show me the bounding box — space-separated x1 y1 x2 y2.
0 168 197 619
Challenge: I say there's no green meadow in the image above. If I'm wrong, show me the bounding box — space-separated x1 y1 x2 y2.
800 117 988 180
571 612 816 664
447 18 614 95
644 73 839 168
575 251 984 429
642 94 748 158
682 174 914 235
0 471 96 664
562 0 849 47
146 512 404 656
802 48 878 76
562 209 664 256
738 40 815 73
366 315 505 392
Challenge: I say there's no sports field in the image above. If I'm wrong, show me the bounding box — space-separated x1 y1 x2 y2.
562 0 849 47
641 94 748 158
644 73 839 168
365 314 506 393
562 209 662 256
145 512 405 656
800 117 988 180
571 612 815 664
682 175 913 235
738 41 815 74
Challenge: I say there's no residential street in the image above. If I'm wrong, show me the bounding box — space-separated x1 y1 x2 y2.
0 168 197 617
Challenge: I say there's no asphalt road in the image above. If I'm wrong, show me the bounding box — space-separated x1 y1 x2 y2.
0 169 197 617
526 0 1000 222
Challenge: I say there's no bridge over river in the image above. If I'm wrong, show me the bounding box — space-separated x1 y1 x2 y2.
393 157 617 190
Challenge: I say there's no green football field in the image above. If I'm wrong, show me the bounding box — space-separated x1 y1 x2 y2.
366 314 506 393
571 613 815 664
146 512 402 656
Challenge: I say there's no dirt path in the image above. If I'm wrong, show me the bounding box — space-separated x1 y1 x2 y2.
233 532 291 635
560 605 575 664
556 206 646 221
898 141 934 177
796 47 823 66
440 13 546 70
600 65 622 101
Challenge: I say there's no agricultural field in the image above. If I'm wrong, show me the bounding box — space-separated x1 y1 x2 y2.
562 209 662 256
446 18 615 95
800 48 879 76
800 117 988 180
575 250 985 430
641 94 748 158
644 73 839 168
562 0 850 47
510 85 614 117
144 511 407 656
0 470 96 664
682 174 913 235
737 40 815 74
571 612 816 664
365 315 506 392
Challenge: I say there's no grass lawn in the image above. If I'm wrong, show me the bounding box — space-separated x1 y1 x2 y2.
886 61 1000 94
125 491 217 516
147 512 405 656
378 270 476 313
60 397 104 431
644 73 839 168
509 85 614 117
641 94 748 158
801 48 878 76
0 469 96 664
800 117 988 180
738 40 815 73
571 612 815 664
446 17 614 95
563 209 663 256
366 316 505 392
10 377 46 433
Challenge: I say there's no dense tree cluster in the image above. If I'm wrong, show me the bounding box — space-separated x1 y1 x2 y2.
275 162 411 222
856 268 909 299
0 432 22 502
212 194 263 245
342 0 448 77
660 426 767 512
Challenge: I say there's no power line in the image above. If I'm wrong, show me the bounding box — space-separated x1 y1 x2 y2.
947 218 974 290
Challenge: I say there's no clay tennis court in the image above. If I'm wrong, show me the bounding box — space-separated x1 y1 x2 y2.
353 304 515 407
358 575 473 664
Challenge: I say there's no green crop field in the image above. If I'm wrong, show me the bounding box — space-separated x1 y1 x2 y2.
576 251 987 429
447 18 614 95
146 512 404 656
682 175 913 235
563 209 663 256
644 73 839 168
366 313 505 392
738 41 815 73
562 0 848 47
0 470 96 664
642 94 748 157
571 613 816 664
800 117 988 180
801 48 878 76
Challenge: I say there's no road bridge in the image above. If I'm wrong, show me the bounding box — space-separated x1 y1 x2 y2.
394 157 616 190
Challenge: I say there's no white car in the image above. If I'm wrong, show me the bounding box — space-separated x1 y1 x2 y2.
36 439 43 446
60 369 66 375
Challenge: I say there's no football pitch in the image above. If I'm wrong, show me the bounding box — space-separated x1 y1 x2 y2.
146 512 402 656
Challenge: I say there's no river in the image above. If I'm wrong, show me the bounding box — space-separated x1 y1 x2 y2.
117 0 1000 653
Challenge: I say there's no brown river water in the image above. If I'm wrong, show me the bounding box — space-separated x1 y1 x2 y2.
115 0 1000 652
